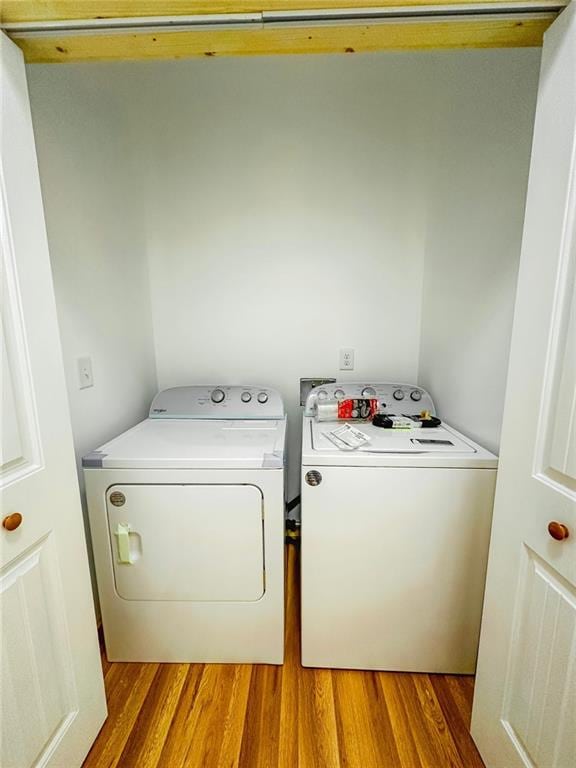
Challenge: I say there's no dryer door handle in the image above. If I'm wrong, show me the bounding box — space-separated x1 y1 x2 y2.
114 522 133 564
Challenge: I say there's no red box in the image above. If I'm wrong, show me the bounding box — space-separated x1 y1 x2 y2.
337 398 378 420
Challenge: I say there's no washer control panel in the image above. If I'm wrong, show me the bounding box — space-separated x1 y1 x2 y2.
304 382 435 417
150 386 284 420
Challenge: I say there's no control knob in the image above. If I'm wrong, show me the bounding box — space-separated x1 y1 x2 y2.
211 388 225 403
316 389 328 401
334 389 346 400
257 392 269 404
410 390 422 402
241 391 252 403
393 389 405 401
362 387 376 398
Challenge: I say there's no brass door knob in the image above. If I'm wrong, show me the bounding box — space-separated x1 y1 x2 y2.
548 521 569 541
2 513 23 531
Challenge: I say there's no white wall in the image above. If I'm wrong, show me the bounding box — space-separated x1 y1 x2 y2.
26 47 540 514
27 68 158 603
418 52 541 453
129 54 440 500
131 50 539 494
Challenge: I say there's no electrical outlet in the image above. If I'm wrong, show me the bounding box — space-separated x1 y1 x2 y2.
339 348 355 371
78 356 94 389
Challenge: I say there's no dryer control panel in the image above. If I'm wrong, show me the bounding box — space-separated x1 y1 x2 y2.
304 382 435 417
149 386 285 420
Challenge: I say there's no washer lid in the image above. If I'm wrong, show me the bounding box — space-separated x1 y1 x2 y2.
82 417 286 470
313 420 475 453
302 417 497 469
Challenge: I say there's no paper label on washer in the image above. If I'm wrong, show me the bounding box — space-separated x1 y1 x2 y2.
324 424 371 451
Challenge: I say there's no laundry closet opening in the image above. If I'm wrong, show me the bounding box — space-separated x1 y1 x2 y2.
26 49 540 567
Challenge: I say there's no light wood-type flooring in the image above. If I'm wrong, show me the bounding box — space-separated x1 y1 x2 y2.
83 544 485 768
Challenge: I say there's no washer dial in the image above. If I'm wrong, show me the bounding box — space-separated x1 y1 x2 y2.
257 392 269 404
211 388 225 403
334 389 346 400
393 389 405 401
241 391 252 403
410 389 422 402
362 387 376 398
316 389 328 401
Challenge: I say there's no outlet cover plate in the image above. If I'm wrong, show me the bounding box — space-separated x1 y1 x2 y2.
339 348 355 370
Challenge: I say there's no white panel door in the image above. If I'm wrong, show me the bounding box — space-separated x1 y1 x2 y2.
106 484 264 601
471 4 576 767
0 33 106 768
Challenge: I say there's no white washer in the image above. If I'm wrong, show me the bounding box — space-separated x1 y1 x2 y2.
84 385 286 664
301 381 498 674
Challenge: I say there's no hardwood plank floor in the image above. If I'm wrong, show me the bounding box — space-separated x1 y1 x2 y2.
84 545 485 768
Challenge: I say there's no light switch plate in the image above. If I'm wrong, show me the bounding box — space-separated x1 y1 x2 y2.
339 348 355 370
78 356 94 389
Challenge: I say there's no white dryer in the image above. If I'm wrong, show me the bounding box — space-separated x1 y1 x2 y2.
84 385 286 664
301 381 498 674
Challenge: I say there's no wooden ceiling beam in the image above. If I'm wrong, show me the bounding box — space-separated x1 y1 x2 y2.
0 0 555 23
3 1 557 60
12 16 550 62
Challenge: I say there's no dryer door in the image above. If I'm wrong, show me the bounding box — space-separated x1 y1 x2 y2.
106 484 264 601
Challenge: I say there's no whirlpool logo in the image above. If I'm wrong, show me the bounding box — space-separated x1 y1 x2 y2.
305 470 322 486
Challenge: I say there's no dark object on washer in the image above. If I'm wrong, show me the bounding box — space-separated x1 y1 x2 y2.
416 415 442 428
372 413 442 429
372 414 394 429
